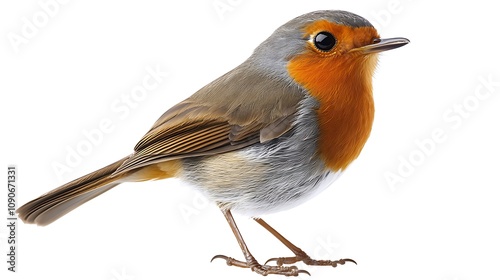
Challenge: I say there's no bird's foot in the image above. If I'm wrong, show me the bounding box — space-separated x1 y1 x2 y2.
211 254 311 277
265 249 356 268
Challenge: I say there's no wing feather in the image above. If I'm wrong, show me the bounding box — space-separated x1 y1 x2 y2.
114 63 306 175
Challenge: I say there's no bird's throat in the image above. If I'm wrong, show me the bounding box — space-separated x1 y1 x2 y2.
288 54 377 171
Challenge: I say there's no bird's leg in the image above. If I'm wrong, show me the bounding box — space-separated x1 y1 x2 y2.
254 217 356 268
211 208 310 276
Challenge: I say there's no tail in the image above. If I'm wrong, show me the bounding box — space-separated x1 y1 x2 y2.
17 157 129 226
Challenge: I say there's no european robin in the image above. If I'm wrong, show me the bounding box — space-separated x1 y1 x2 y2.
17 10 409 276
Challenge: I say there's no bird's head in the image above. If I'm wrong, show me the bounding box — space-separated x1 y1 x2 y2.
249 10 409 95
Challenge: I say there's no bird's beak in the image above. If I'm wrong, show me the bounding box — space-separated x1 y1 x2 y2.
350 37 410 54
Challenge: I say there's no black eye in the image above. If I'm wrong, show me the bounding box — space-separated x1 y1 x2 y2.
314 31 336 51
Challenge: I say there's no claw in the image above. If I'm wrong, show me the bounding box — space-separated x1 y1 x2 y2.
328 258 357 267
264 257 279 265
297 269 311 276
342 258 357 265
210 254 227 263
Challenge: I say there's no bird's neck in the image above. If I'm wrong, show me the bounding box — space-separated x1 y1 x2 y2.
288 54 377 171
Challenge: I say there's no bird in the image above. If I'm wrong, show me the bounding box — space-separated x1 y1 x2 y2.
17 10 409 276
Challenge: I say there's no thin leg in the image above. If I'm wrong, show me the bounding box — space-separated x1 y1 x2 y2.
211 208 310 276
254 217 356 267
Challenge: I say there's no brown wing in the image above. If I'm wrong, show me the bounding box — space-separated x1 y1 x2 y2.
114 63 305 175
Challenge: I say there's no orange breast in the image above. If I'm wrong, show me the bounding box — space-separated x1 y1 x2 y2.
288 49 377 171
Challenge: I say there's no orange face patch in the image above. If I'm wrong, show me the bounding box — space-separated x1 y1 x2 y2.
288 21 379 171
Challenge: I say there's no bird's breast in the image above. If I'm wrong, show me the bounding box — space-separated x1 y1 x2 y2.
288 52 377 171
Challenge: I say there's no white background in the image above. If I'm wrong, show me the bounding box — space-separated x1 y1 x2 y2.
1 1 500 280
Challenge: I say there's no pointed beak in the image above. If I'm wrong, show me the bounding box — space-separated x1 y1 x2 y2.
350 37 410 54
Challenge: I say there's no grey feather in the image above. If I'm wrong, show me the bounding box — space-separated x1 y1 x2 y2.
181 95 341 215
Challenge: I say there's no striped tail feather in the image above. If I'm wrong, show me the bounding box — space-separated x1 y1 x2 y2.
17 157 129 226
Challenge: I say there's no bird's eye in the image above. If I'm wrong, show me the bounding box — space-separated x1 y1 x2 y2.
313 31 336 52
